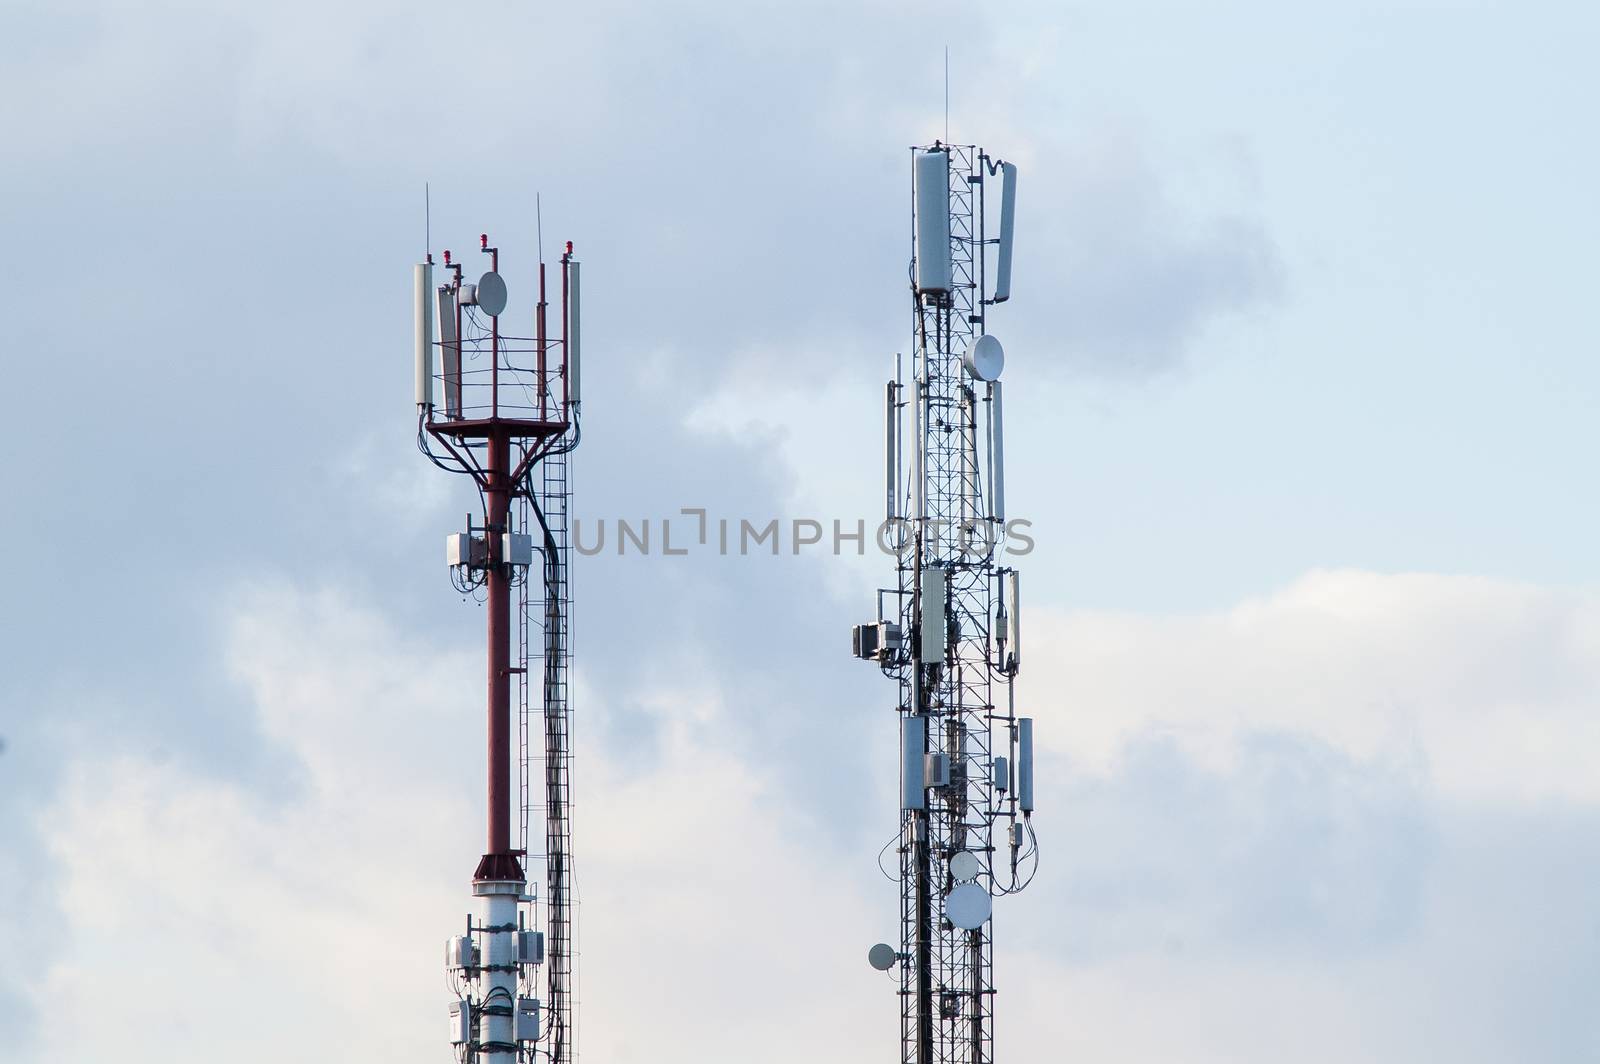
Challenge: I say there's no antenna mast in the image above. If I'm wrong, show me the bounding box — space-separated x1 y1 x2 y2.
853 137 1032 1064
414 222 586 1064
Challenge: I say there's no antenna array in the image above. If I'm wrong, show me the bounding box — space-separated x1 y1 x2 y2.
854 141 1036 1064
414 231 585 1064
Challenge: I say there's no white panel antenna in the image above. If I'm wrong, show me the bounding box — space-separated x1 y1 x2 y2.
993 162 1017 303
902 716 927 810
1017 717 1034 813
914 149 952 296
415 262 434 407
567 258 581 403
437 286 461 418
919 567 947 662
1005 569 1020 668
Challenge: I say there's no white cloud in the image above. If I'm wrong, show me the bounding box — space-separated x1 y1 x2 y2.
25 568 1600 1062
29 582 890 1064
37 585 479 1063
1022 568 1600 804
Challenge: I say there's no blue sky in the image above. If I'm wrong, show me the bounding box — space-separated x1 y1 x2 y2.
1 1 1597 1061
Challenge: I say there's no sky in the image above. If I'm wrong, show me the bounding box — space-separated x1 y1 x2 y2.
2 0 1598 1061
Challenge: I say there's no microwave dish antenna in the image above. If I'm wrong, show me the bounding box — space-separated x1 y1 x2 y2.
476 270 508 316
963 333 1004 381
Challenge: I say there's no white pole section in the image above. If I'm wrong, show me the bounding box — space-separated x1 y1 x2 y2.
886 379 898 522
474 880 524 1063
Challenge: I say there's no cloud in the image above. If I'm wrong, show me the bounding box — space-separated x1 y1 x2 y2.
17 568 1600 1063
1 3 1587 1061
1007 796 1600 1064
21 578 892 1063
31 585 479 1063
1045 729 1431 962
1024 568 1600 803
1080 154 1280 371
995 122 1284 377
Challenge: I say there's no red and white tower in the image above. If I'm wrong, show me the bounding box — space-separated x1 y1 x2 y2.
414 231 583 1063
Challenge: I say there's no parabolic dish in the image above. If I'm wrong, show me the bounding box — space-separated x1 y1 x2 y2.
868 943 897 971
944 883 992 930
962 333 1005 382
949 850 981 882
476 270 508 317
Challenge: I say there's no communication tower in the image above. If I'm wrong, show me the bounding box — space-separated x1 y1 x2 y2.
413 229 584 1063
853 142 1038 1064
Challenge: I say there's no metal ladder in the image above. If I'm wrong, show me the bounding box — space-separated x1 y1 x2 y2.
519 443 574 1064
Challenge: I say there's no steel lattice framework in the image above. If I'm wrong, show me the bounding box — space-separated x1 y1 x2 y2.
859 142 1037 1064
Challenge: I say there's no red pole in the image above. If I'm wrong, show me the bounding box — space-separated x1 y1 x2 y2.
482 425 514 873
491 246 500 419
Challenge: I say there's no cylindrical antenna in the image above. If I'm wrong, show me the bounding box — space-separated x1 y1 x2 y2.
415 262 435 407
